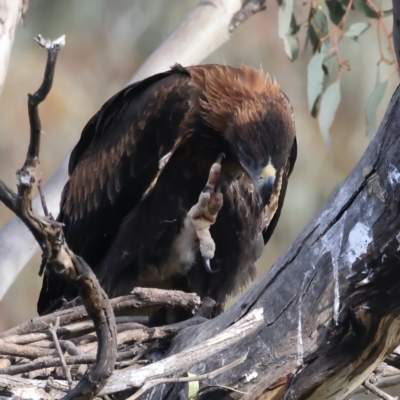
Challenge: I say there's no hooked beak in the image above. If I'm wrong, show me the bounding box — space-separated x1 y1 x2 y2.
257 176 275 207
240 162 276 207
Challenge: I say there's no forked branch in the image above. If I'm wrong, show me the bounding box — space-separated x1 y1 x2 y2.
0 35 117 400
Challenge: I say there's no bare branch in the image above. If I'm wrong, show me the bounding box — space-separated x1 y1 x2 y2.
0 36 117 400
48 317 73 390
130 0 266 83
126 354 248 400
0 308 263 398
0 288 199 338
363 378 398 400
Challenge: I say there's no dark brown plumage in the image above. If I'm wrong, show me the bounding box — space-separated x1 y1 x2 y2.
37 64 297 318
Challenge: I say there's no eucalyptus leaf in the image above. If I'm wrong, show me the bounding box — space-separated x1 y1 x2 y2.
307 52 327 113
354 0 379 18
308 8 330 53
326 0 347 25
345 22 370 40
282 34 299 61
318 81 341 147
366 70 388 138
290 14 300 35
278 0 294 39
278 0 297 60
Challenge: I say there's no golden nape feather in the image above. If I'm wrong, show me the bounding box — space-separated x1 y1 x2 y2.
38 64 297 323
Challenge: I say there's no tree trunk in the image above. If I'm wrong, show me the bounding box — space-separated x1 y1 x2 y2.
147 84 400 399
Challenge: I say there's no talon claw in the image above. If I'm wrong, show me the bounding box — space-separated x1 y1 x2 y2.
215 153 225 164
202 257 219 274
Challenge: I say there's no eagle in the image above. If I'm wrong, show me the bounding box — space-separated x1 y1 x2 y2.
37 64 297 319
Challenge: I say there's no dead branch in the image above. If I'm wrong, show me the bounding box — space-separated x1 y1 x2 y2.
0 35 117 400
0 308 263 399
363 378 398 400
0 288 199 338
48 318 73 389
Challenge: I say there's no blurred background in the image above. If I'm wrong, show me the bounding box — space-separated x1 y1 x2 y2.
0 0 397 339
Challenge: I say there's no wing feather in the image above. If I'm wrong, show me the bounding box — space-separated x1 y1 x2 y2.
38 66 193 315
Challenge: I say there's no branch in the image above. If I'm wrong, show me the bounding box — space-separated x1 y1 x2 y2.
48 317 73 390
0 308 264 399
363 378 398 400
0 288 200 338
0 0 267 300
0 36 117 400
129 0 266 83
126 354 248 400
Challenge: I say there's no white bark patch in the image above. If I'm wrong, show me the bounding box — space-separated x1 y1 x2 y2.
345 222 372 270
388 165 400 188
243 371 258 383
321 217 345 324
297 270 310 365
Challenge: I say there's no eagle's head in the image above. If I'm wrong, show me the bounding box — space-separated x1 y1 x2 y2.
190 64 296 207
226 93 295 207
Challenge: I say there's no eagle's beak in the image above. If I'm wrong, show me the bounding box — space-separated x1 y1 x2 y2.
257 176 275 207
241 161 276 207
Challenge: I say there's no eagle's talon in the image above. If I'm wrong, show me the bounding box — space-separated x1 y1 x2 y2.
188 159 224 272
202 257 219 274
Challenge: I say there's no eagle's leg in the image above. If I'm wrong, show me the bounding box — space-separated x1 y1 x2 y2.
187 156 224 273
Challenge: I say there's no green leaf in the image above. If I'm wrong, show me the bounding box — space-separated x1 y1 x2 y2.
345 22 370 40
290 13 300 35
308 8 330 53
318 81 341 147
326 0 347 25
282 34 299 61
278 0 298 60
366 70 388 138
307 52 327 114
354 0 379 18
278 0 294 38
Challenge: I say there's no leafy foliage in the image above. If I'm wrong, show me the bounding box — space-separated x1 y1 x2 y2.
277 0 395 144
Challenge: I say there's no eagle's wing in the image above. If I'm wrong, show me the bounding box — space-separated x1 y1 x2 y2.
38 66 192 314
263 137 297 244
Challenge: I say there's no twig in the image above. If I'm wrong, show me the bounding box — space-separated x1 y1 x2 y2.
1 316 147 345
0 341 58 358
0 289 198 338
126 353 248 400
37 179 49 217
48 317 72 390
0 348 141 376
363 378 398 400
